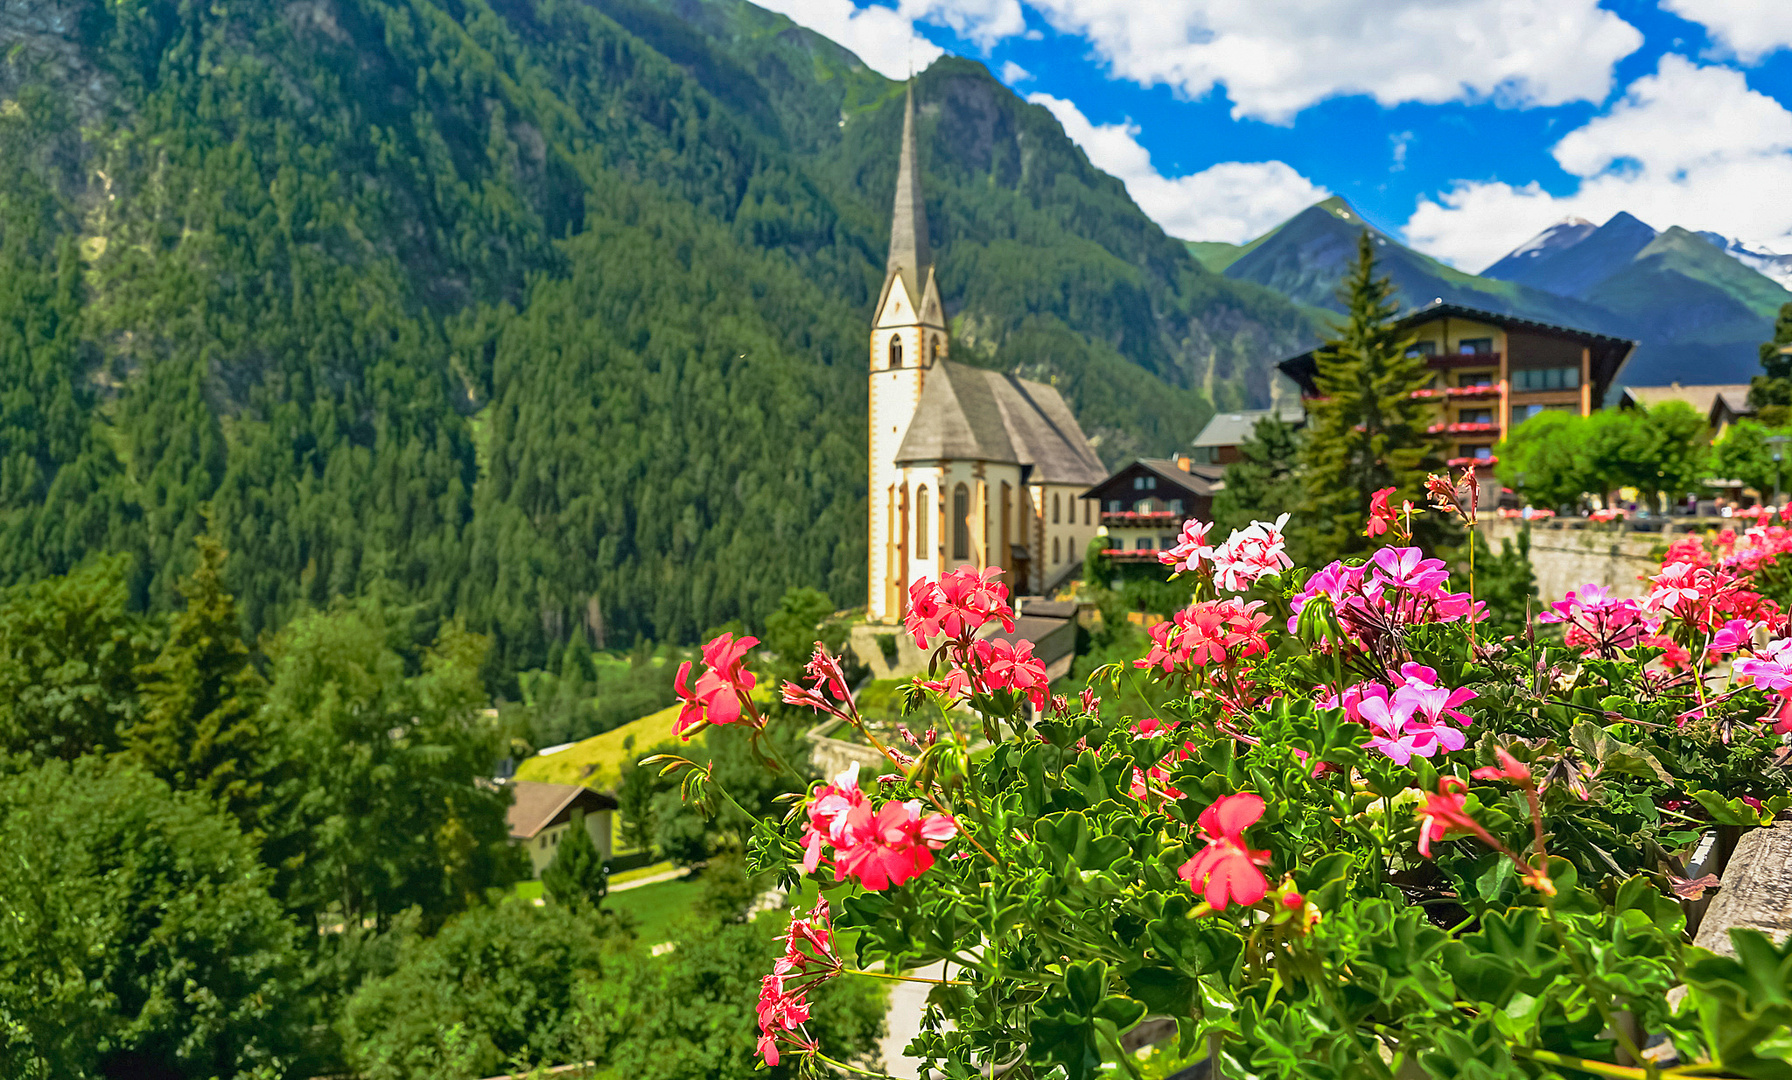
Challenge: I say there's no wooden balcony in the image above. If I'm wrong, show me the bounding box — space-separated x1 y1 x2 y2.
1101 548 1167 563
1423 351 1502 369
1100 510 1182 527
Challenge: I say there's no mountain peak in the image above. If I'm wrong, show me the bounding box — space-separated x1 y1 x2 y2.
1313 195 1365 224
1601 210 1657 234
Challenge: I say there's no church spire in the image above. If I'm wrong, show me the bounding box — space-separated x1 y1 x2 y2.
887 81 931 302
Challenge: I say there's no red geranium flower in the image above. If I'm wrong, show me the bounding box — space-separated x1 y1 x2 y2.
1178 792 1271 909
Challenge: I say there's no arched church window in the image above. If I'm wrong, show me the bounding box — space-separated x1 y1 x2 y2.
916 486 930 554
1052 493 1061 524
1053 536 1061 564
952 484 970 561
889 334 903 368
930 336 940 364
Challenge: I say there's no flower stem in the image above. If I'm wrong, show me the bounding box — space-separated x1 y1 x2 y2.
1513 1047 1650 1080
815 1051 902 1079
843 967 973 986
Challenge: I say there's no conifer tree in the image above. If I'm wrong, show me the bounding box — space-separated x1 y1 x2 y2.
1747 302 1792 424
123 535 266 826
1298 232 1441 559
1215 415 1304 552
541 808 609 912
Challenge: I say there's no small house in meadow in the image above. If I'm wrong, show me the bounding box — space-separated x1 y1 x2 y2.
506 780 617 879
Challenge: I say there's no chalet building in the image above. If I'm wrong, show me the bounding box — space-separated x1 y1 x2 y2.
506 780 617 879
1277 302 1636 466
866 86 1106 622
1191 404 1305 466
1081 457 1223 562
1618 384 1754 438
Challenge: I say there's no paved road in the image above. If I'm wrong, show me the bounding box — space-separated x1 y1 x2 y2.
880 961 949 1079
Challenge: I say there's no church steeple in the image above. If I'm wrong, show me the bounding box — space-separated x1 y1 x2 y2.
886 81 932 305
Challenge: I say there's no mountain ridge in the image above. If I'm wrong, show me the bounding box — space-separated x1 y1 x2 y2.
1214 197 1790 387
0 0 1319 669
1482 212 1792 384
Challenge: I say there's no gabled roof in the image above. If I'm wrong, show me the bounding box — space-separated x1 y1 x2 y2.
505 781 618 841
894 361 1107 485
1276 300 1637 399
1081 457 1223 501
1192 406 1305 449
1618 383 1751 417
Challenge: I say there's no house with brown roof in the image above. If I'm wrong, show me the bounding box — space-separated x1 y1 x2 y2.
1081 457 1223 561
1277 301 1636 468
506 780 617 879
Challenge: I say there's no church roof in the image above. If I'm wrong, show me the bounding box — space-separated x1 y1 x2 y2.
885 83 932 308
895 361 1108 486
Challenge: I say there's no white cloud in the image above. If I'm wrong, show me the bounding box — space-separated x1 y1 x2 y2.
1028 93 1330 243
899 0 1026 48
753 0 945 78
1660 0 1792 63
1000 60 1032 84
1016 0 1644 123
1405 56 1792 270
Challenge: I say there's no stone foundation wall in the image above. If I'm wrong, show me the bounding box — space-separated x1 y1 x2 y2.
1482 518 1663 602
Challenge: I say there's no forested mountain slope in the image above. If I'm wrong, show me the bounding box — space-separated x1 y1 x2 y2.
0 0 1314 675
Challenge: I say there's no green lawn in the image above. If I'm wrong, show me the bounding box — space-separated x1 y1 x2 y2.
606 875 707 944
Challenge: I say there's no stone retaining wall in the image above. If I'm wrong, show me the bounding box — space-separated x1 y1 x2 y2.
1482 518 1663 602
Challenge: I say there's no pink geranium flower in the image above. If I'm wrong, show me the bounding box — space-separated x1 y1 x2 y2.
1159 517 1215 574
1210 515 1293 592
904 565 1016 649
972 636 1049 710
1177 793 1272 909
674 632 759 737
1365 487 1398 538
833 800 959 890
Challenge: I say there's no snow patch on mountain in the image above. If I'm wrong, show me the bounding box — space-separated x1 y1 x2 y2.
1698 231 1792 291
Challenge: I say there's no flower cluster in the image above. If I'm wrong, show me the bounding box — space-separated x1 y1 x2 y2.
756 900 842 1066
1136 598 1270 676
1160 514 1293 590
781 644 855 717
799 764 959 890
1539 585 1659 658
1177 793 1272 909
1327 664 1475 765
1364 487 1407 540
674 632 758 737
904 565 1015 649
1290 546 1483 653
1209 513 1294 592
1159 517 1213 575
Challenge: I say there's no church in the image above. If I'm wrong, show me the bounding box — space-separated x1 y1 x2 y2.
866 86 1107 623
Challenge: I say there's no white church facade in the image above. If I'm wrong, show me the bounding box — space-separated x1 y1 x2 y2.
865 86 1107 624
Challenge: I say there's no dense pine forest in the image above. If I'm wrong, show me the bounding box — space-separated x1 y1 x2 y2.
0 0 1314 675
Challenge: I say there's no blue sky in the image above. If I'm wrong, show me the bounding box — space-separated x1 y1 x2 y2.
756 0 1792 271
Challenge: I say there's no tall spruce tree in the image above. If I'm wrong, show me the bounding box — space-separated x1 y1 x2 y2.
1298 232 1442 559
541 808 609 913
123 535 266 825
1748 302 1792 424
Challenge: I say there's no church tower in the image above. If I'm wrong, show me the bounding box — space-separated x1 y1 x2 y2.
868 83 948 622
